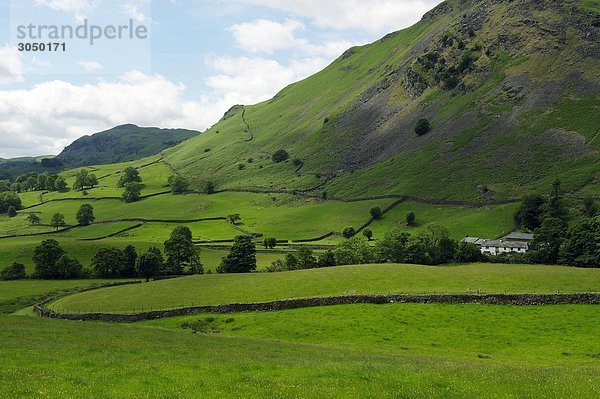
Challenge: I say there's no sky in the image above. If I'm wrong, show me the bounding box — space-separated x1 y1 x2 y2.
0 0 442 158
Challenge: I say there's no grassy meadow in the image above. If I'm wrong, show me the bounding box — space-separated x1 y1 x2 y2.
49 263 600 313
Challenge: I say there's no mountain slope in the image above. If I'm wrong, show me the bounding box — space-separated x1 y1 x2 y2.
163 0 600 201
57 124 199 167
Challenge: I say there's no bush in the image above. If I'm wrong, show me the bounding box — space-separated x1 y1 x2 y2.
292 158 303 167
362 228 373 240
238 163 246 170
262 237 277 249
205 181 215 194
168 175 189 194
272 149 289 163
0 261 26 280
370 206 382 220
342 227 356 239
414 119 431 136
406 211 416 226
7 206 16 217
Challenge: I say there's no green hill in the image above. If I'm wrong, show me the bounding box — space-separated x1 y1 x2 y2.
162 0 600 201
56 124 200 167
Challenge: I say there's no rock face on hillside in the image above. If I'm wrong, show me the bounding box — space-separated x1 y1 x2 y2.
165 0 600 201
57 125 200 167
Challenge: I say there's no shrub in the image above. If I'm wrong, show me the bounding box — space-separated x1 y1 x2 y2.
272 149 289 163
205 181 215 194
414 119 431 136
362 228 373 240
406 211 416 226
292 158 303 167
334 237 373 265
370 206 382 220
168 175 189 194
0 261 26 280
7 206 16 217
238 163 246 170
342 227 356 239
262 237 277 249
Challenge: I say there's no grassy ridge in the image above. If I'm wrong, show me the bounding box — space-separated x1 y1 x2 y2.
49 264 600 313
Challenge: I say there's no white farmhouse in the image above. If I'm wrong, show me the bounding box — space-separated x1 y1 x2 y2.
479 239 528 256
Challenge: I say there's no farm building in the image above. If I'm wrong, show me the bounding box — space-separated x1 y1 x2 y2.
462 236 530 255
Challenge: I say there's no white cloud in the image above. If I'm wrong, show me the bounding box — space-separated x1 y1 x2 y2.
238 0 443 33
228 19 354 57
120 3 150 23
0 45 24 85
77 61 102 71
0 72 218 157
205 55 329 105
35 0 97 21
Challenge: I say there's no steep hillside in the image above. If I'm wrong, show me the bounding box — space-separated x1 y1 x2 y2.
163 0 600 201
57 124 199 167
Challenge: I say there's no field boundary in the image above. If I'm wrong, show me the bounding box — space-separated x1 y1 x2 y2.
35 292 600 323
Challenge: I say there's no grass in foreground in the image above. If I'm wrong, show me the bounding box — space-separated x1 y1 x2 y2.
49 263 600 313
143 303 600 366
1 314 599 398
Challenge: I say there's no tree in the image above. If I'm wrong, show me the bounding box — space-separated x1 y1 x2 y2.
334 236 373 266
73 169 97 191
375 228 410 263
263 237 277 249
136 251 162 282
168 175 189 194
118 167 142 187
543 179 567 223
559 216 600 268
454 242 483 263
205 181 215 194
317 250 336 267
91 247 125 278
292 158 303 167
33 239 66 279
0 191 22 214
362 228 373 241
342 226 356 239
76 204 95 226
7 206 16 217
406 211 416 226
122 245 138 277
296 247 317 269
0 261 26 280
514 195 546 230
531 217 567 264
26 213 41 225
217 235 257 273
122 182 142 203
226 214 242 225
54 255 84 279
272 149 289 163
164 226 201 274
583 196 598 217
54 176 67 191
50 213 66 231
370 206 382 220
414 118 431 136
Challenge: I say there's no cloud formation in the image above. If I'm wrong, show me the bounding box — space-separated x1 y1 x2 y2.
239 0 441 33
0 46 24 85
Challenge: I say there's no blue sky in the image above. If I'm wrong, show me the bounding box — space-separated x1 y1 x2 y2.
0 0 442 157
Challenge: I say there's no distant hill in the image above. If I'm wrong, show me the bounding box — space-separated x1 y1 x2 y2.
56 124 200 167
162 0 600 201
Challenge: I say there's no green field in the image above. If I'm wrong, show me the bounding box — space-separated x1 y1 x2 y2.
1 304 598 398
49 264 600 313
0 279 132 314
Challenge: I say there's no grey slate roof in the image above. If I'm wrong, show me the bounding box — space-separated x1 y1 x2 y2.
504 232 535 241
